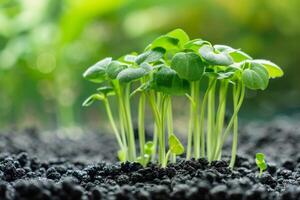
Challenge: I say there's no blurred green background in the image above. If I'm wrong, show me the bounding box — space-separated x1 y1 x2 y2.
0 0 299 129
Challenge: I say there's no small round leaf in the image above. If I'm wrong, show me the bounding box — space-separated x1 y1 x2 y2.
106 61 127 79
184 39 211 52
144 141 154 155
147 35 180 51
256 153 265 161
214 44 252 62
150 66 190 95
118 150 126 162
168 135 184 155
171 52 206 81
166 28 190 47
83 58 111 83
117 67 148 83
199 45 233 66
242 63 269 90
135 47 165 64
251 59 284 78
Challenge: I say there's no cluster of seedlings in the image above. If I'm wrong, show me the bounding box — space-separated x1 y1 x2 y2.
83 29 283 168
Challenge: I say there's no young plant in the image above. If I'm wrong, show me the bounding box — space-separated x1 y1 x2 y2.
256 153 267 177
82 28 283 169
162 134 185 167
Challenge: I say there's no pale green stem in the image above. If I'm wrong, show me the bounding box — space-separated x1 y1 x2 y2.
138 92 146 165
213 80 228 160
186 84 195 160
199 80 215 158
167 97 176 163
162 150 171 168
116 85 130 160
215 83 245 160
193 81 201 159
124 83 136 161
152 123 158 162
117 84 135 161
207 79 216 162
118 103 127 155
229 83 242 168
148 91 161 162
159 94 168 165
103 98 124 151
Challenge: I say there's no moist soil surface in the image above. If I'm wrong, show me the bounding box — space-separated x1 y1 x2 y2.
0 117 300 200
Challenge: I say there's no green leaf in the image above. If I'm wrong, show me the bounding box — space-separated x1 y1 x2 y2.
146 29 190 51
118 150 126 162
171 52 206 81
214 44 252 62
168 135 184 155
242 63 269 90
251 59 284 78
106 61 127 79
150 66 190 95
147 35 180 51
135 47 165 64
144 141 154 155
260 162 267 170
97 86 115 96
82 94 103 107
256 153 265 161
140 62 152 71
117 67 148 83
184 39 211 52
199 45 233 66
217 71 236 80
255 153 267 171
118 53 138 63
166 28 190 47
83 58 111 83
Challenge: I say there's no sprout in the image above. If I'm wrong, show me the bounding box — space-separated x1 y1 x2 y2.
162 134 185 167
256 153 267 177
82 28 283 168
83 58 112 83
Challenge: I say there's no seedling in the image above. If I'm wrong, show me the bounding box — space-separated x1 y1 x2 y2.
162 135 185 167
82 28 283 168
256 153 267 177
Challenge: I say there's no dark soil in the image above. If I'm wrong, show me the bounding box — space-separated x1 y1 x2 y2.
0 117 300 200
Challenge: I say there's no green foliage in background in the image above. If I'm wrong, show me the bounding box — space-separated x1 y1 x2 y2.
0 0 299 128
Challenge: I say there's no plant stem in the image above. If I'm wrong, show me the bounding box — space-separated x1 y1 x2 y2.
159 94 168 165
148 91 161 162
152 122 158 162
118 103 127 156
162 150 171 168
199 80 215 158
115 83 130 161
229 83 241 168
186 85 195 160
207 78 216 162
138 92 146 165
103 98 124 151
117 84 135 161
193 81 201 159
166 97 176 163
124 83 136 161
213 80 228 160
214 82 245 160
